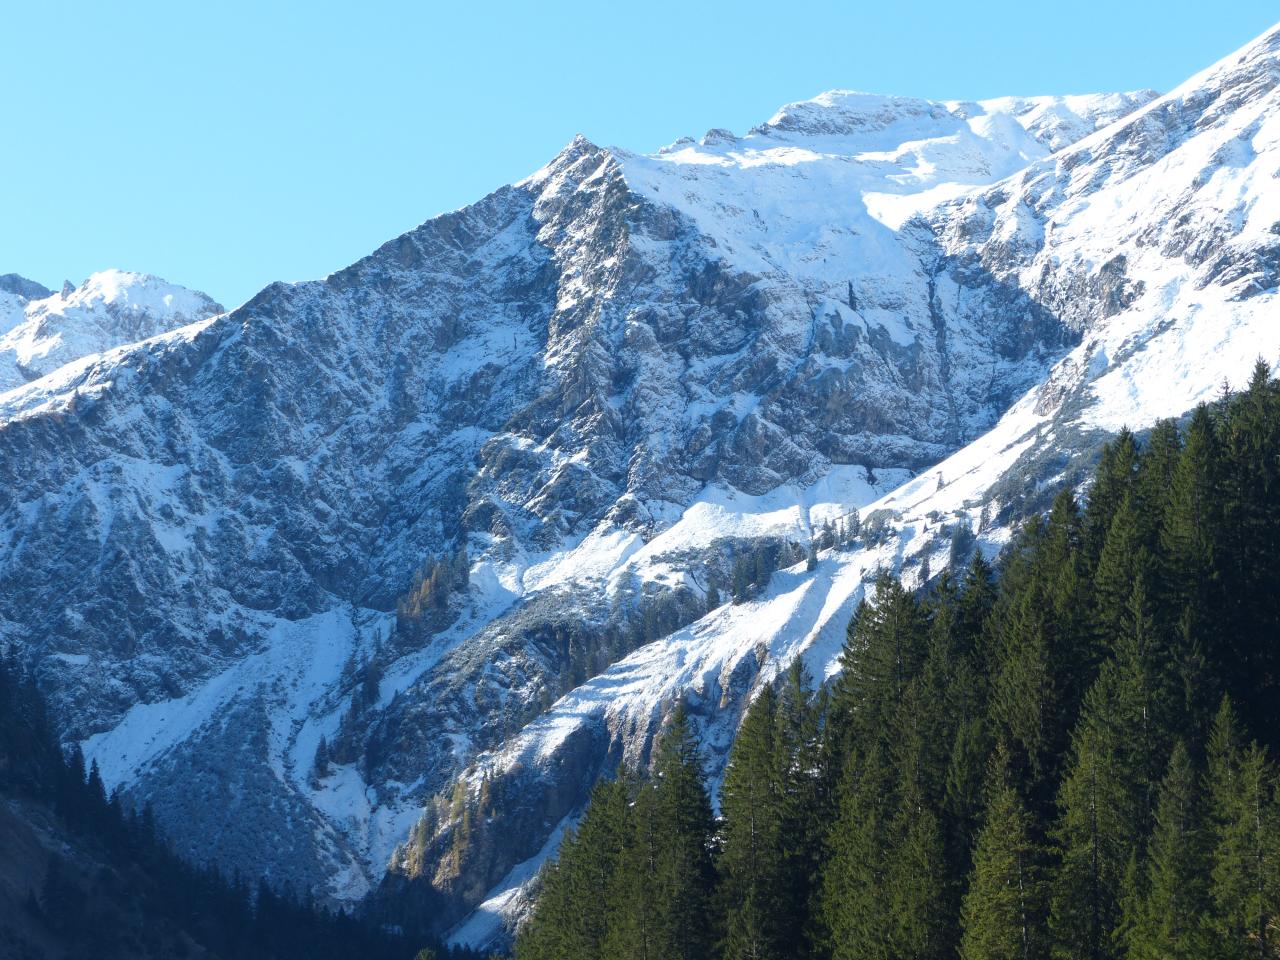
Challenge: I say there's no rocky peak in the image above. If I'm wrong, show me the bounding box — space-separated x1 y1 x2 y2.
0 273 52 301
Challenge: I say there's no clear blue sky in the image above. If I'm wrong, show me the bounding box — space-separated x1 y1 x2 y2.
4 2 1277 308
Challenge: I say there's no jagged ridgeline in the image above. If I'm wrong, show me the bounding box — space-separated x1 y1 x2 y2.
514 364 1280 960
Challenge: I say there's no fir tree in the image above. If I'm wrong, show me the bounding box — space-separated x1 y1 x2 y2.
959 744 1046 960
834 575 929 755
651 703 718 960
719 687 784 960
1049 673 1143 960
1117 741 1213 960
1083 430 1138 569
821 743 894 960
1206 700 1280 960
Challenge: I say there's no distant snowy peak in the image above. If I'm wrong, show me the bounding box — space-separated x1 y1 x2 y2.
608 85 1156 287
52 269 222 323
748 88 1159 151
928 18 1280 338
0 269 223 391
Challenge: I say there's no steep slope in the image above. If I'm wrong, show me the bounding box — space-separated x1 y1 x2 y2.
0 90 1147 906
0 270 223 391
420 24 1280 949
7 24 1278 948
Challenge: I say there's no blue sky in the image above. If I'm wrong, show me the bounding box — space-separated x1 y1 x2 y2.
4 2 1277 308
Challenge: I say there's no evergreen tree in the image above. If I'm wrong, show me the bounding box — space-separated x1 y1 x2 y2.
1206 700 1280 959
884 773 951 960
773 660 827 958
651 703 718 960
1216 361 1280 744
821 743 894 960
834 575 929 755
517 778 631 960
1049 671 1144 960
959 744 1046 960
1091 495 1144 646
1132 418 1181 553
1158 404 1223 719
1083 430 1138 569
1117 741 1213 960
719 687 784 960
605 780 664 960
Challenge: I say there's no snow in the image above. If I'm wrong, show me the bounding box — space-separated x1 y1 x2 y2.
0 269 222 392
615 90 1156 291
25 20 1280 936
446 33 1280 932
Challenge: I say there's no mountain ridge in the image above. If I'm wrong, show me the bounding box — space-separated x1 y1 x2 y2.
1 19 1278 952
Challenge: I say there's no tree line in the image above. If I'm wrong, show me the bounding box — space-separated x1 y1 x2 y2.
514 361 1280 960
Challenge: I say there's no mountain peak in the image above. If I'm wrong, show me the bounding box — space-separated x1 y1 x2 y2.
57 268 223 316
0 274 53 301
745 87 1159 153
0 269 224 392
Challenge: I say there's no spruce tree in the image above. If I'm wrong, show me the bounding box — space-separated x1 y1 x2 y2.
885 767 951 960
1049 673 1143 960
834 575 929 756
773 660 826 958
651 703 718 960
1158 404 1222 715
1206 700 1280 960
1091 495 1144 647
1083 430 1138 569
1117 741 1213 960
1133 418 1181 553
719 686 784 960
821 744 894 960
959 744 1046 960
1217 361 1280 744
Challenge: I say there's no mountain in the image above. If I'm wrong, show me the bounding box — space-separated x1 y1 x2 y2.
396 24 1280 946
1 20 1278 952
0 270 223 392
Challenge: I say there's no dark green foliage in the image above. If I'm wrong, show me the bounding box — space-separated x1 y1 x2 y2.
719 686 785 960
516 368 1280 960
1205 699 1280 959
516 778 631 960
1117 741 1213 960
833 574 929 751
959 744 1046 960
517 704 718 960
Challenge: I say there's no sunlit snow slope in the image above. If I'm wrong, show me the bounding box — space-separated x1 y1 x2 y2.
437 25 1280 949
0 270 222 391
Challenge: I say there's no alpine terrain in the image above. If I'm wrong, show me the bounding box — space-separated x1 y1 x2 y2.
2 20 1280 954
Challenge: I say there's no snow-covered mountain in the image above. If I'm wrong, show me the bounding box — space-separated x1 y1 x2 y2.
3 20 1279 951
0 270 223 391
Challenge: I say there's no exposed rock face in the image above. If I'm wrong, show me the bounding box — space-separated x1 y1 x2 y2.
406 26 1280 949
0 273 52 301
0 92 1111 897
3 21 1280 952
